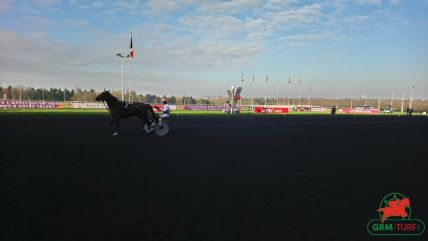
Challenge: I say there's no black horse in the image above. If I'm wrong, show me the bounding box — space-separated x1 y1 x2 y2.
95 90 156 136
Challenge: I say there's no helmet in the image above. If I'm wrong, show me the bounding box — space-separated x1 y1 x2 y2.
162 98 168 103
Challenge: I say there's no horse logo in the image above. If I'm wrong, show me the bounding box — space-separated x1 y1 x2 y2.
377 194 410 223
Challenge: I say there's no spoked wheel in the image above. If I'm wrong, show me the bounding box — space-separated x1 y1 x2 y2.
155 123 170 136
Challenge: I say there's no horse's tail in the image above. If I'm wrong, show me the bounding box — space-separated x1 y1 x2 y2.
135 102 156 120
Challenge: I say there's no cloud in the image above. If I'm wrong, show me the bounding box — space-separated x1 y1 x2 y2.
32 0 62 7
180 15 244 39
262 3 327 43
264 0 295 10
357 0 382 6
344 15 370 23
59 19 88 28
197 0 263 14
281 33 330 41
0 0 13 13
92 1 106 9
270 4 323 28
148 0 181 12
389 0 400 5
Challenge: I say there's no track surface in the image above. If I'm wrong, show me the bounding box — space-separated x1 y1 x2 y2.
1 115 427 241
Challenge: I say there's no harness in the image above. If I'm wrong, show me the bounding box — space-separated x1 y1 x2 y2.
102 101 110 111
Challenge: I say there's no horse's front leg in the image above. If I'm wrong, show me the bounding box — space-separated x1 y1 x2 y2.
109 116 120 136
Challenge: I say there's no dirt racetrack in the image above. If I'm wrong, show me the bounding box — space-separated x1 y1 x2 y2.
1 115 427 241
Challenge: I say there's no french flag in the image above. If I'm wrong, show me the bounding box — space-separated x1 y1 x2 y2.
129 33 134 59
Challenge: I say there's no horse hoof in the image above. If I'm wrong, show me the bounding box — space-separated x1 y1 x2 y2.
113 132 119 136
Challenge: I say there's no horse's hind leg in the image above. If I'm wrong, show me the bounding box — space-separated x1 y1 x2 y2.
138 114 150 134
138 116 146 130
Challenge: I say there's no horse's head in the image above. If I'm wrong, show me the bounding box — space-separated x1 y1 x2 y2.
400 197 410 207
95 89 111 102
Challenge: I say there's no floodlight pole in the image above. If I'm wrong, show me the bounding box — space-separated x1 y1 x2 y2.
410 86 415 109
390 90 394 107
377 91 381 110
116 53 130 101
401 89 404 113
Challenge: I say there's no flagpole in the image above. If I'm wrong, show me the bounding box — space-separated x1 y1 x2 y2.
240 71 243 107
128 31 133 103
3 82 6 111
298 75 301 106
276 73 280 105
129 57 131 102
264 73 268 107
252 73 254 109
291 79 293 105
287 76 290 106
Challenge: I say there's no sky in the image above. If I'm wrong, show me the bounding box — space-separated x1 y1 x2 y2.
0 0 427 99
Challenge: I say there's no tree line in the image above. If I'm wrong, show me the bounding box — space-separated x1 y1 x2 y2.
0 85 204 104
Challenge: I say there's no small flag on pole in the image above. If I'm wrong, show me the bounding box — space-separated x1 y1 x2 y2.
241 72 244 82
252 74 255 82
129 33 134 59
288 77 291 85
266 74 268 83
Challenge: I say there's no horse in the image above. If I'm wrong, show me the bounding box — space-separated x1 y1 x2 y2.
377 197 410 223
95 90 156 136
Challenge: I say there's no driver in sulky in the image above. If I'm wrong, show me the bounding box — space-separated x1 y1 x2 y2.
160 98 170 120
